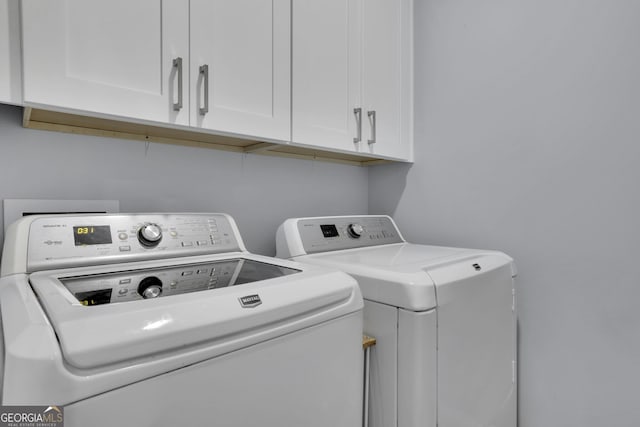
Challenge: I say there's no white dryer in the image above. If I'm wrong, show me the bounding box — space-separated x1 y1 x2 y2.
0 213 364 427
276 215 517 427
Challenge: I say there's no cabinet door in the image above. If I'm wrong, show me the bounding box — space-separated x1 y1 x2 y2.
292 0 361 152
0 0 21 105
190 0 290 142
361 0 413 160
21 0 189 125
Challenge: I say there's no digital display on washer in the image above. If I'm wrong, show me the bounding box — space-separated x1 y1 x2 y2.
73 225 112 246
320 224 339 238
60 259 302 306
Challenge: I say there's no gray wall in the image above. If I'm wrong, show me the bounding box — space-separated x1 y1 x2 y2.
0 104 369 256
370 0 640 426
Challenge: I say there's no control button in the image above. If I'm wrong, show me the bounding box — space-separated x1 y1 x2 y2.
170 231 178 237
118 233 128 240
138 223 163 248
138 276 163 299
197 241 208 246
197 269 208 274
119 278 132 285
182 241 194 247
347 223 364 238
119 246 131 252
118 288 129 295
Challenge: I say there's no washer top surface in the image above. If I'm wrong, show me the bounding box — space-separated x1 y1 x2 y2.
0 213 363 372
26 252 360 370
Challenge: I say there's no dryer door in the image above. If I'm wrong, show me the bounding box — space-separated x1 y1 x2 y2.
428 254 516 427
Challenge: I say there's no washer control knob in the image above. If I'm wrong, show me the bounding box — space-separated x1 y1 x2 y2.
138 276 163 299
347 223 364 238
138 223 163 247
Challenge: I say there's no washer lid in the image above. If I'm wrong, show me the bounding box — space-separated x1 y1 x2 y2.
28 253 362 369
58 258 301 306
294 243 513 311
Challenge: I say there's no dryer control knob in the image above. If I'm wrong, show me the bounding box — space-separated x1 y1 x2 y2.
138 223 163 247
347 223 364 238
138 276 163 299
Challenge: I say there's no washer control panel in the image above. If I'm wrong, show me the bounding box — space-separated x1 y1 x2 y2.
27 213 242 272
297 216 404 254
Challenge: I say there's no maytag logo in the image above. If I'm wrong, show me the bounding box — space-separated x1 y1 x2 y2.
239 294 262 308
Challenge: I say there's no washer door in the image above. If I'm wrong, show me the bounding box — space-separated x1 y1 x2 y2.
28 256 359 370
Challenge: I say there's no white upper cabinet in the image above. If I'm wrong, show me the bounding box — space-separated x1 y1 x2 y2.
190 0 290 142
21 0 189 125
292 0 361 152
19 0 412 161
361 0 413 160
292 0 413 161
0 0 22 105
21 0 289 141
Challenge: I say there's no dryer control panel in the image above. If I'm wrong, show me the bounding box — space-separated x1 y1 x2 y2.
25 213 243 272
296 216 404 254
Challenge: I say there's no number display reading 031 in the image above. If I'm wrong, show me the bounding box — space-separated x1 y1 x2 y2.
73 226 112 246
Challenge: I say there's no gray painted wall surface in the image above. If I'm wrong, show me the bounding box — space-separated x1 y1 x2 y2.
370 1 640 426
0 104 368 256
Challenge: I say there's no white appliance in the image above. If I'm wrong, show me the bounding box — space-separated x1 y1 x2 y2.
276 215 517 427
0 213 364 427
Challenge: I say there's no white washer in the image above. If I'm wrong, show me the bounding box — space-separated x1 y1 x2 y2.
0 213 364 427
276 215 517 427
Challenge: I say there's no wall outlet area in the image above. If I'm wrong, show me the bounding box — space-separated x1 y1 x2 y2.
3 199 120 234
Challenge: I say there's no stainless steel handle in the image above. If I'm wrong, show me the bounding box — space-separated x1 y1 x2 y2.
172 57 183 111
199 64 209 115
353 108 362 143
367 110 376 145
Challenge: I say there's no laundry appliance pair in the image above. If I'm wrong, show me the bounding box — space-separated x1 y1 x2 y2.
0 212 516 427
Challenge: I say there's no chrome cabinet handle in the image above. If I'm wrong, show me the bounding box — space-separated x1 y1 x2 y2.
172 57 183 111
199 64 209 115
354 108 362 143
367 110 376 145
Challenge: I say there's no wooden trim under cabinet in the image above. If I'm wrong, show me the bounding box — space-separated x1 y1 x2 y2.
22 108 393 167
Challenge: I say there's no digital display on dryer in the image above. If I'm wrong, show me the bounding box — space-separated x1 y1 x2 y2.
320 224 339 238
